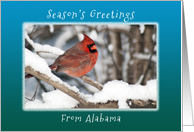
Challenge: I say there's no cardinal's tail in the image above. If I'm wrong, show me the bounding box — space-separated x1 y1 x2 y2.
25 74 33 79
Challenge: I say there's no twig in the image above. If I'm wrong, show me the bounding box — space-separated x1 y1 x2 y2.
93 67 99 83
35 78 47 92
79 75 103 91
25 81 40 101
36 51 60 56
140 47 155 85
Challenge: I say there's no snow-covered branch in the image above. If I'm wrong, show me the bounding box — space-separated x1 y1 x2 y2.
25 33 64 57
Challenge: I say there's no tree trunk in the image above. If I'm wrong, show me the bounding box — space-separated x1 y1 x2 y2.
127 25 143 84
110 32 123 80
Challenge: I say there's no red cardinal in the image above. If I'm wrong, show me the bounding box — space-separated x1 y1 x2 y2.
26 33 98 78
49 33 98 77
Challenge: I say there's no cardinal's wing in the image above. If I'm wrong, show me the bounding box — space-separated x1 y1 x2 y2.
55 52 89 73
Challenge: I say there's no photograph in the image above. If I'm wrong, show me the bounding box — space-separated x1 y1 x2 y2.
24 24 157 110
1 1 183 131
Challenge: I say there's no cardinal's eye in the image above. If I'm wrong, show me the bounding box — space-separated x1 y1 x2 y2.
87 43 94 48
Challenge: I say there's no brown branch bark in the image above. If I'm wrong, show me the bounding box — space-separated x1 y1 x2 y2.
127 99 156 108
79 75 103 90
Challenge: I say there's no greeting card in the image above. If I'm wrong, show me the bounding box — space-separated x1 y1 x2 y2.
1 0 191 131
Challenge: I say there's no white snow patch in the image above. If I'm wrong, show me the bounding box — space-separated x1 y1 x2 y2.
154 45 157 52
25 99 45 109
25 90 79 109
90 30 98 41
49 25 54 33
78 33 84 41
108 25 130 31
139 24 145 34
25 24 34 34
144 47 150 53
133 53 157 62
85 79 157 108
108 44 113 52
152 33 156 42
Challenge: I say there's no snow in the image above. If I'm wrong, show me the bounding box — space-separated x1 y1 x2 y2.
25 48 52 75
152 33 156 42
49 25 54 33
84 79 157 108
144 47 150 53
108 25 130 31
133 53 157 62
139 24 145 34
25 90 79 109
25 33 64 56
78 32 84 41
154 45 157 52
25 24 34 34
90 30 98 41
25 78 157 109
108 44 113 52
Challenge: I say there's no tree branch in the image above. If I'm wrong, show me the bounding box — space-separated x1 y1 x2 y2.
79 75 103 90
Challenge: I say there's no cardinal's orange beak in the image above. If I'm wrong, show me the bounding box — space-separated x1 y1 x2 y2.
90 45 97 50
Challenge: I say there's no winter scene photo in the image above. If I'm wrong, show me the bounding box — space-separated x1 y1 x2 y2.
24 24 158 110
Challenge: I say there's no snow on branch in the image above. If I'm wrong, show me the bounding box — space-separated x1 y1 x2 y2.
133 53 156 62
25 33 64 56
83 79 157 108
